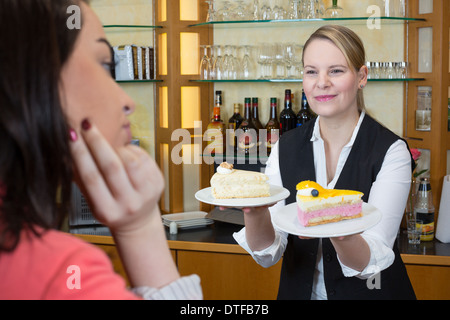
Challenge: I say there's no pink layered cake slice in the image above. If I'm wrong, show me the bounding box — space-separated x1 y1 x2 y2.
296 181 363 227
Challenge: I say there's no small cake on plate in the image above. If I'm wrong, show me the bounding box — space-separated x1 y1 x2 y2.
210 162 270 199
296 181 363 227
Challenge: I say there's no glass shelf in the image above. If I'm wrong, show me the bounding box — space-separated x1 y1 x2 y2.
116 79 162 83
103 25 162 29
189 16 425 27
190 78 425 83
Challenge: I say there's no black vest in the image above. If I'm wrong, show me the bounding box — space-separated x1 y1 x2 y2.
277 114 416 300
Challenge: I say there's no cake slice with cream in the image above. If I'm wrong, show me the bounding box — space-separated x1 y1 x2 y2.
296 181 363 227
210 162 270 199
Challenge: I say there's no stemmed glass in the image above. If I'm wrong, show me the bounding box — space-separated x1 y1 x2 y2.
222 45 239 79
288 0 301 19
217 1 234 21
260 1 272 20
205 0 216 22
284 43 297 78
273 43 286 78
240 45 255 79
252 0 260 20
234 0 249 20
199 45 211 80
213 45 224 80
272 0 286 20
258 43 275 79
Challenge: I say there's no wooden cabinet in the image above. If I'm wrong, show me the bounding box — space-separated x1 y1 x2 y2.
177 250 282 300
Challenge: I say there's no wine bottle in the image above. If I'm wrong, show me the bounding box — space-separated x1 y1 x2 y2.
251 97 263 130
265 97 280 155
227 103 244 153
280 89 296 135
296 89 314 127
204 91 225 155
237 97 258 155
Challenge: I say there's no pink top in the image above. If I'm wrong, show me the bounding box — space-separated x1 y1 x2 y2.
0 228 139 300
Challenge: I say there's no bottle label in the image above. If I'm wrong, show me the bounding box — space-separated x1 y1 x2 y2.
416 210 435 241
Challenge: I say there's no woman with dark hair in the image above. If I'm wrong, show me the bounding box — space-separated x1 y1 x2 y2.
0 0 201 299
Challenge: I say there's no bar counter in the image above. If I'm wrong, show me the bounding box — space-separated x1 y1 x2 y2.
72 220 450 300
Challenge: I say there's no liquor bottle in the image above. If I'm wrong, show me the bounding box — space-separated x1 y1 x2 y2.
204 91 225 155
237 98 258 155
414 177 435 241
265 97 280 155
251 97 263 130
296 89 314 127
227 103 244 153
280 89 296 135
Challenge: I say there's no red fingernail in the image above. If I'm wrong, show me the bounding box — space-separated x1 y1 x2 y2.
69 129 78 142
81 119 91 131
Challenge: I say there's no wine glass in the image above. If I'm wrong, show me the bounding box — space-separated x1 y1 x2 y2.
205 0 216 22
234 0 249 20
257 43 273 79
288 0 301 19
252 0 260 20
260 0 272 20
213 45 224 80
218 1 234 21
199 45 211 80
272 0 286 20
273 42 286 78
284 43 297 78
223 45 237 79
293 44 303 78
240 45 255 79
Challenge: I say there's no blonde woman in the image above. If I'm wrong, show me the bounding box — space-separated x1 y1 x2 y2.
234 25 416 300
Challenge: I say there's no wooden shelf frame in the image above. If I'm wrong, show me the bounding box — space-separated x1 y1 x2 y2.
154 0 213 214
404 0 449 220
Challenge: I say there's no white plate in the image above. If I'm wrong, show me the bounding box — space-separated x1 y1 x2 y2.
195 185 290 208
272 202 382 238
162 211 214 229
162 211 208 222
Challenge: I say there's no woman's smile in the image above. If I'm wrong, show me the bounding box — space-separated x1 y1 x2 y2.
314 94 337 102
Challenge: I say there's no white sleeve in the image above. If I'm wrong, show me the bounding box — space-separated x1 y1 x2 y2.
339 139 412 278
131 275 203 300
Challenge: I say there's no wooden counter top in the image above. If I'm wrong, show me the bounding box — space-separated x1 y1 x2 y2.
72 221 450 266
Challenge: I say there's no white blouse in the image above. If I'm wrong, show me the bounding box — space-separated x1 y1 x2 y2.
233 112 412 300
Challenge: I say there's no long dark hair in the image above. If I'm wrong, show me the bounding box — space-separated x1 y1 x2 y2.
0 0 87 251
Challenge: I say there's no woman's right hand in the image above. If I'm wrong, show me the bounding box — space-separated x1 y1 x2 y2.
69 119 164 235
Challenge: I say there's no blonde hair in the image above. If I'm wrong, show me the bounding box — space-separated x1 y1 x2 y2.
302 25 366 112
